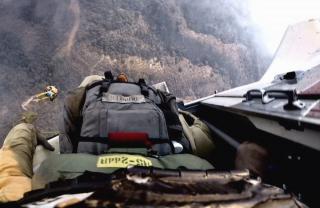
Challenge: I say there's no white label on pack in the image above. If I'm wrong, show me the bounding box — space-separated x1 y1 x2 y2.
97 154 152 168
102 93 146 103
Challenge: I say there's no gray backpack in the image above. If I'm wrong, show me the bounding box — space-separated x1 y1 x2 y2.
76 78 179 155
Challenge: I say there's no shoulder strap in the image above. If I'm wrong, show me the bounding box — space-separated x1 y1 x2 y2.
104 71 114 80
138 79 149 97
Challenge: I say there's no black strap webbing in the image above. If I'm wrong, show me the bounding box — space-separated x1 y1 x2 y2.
104 71 114 80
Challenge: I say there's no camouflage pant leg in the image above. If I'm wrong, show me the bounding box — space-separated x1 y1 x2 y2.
0 123 37 202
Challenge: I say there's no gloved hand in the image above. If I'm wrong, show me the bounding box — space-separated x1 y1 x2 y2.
36 131 55 151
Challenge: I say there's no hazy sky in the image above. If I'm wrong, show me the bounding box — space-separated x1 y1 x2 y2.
248 0 320 54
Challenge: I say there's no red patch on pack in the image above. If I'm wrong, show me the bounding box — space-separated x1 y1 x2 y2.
108 132 152 147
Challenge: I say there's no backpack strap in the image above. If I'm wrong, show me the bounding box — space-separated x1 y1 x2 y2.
99 81 112 96
86 72 155 99
100 71 114 94
138 78 149 97
104 71 114 80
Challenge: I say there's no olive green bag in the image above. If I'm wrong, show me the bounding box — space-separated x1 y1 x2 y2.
32 152 213 189
179 111 215 160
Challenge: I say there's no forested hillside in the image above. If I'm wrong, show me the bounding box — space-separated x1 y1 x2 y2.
0 0 271 142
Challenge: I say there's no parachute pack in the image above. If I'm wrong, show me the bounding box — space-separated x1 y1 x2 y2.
67 72 188 155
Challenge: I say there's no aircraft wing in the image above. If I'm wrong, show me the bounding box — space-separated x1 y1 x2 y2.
183 19 320 151
196 19 320 100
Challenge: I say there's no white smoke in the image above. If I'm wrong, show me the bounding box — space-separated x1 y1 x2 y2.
248 0 320 55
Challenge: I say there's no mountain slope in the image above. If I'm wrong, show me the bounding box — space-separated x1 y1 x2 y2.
0 0 270 143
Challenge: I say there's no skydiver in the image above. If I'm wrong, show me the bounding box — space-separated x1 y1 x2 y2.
0 72 215 202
